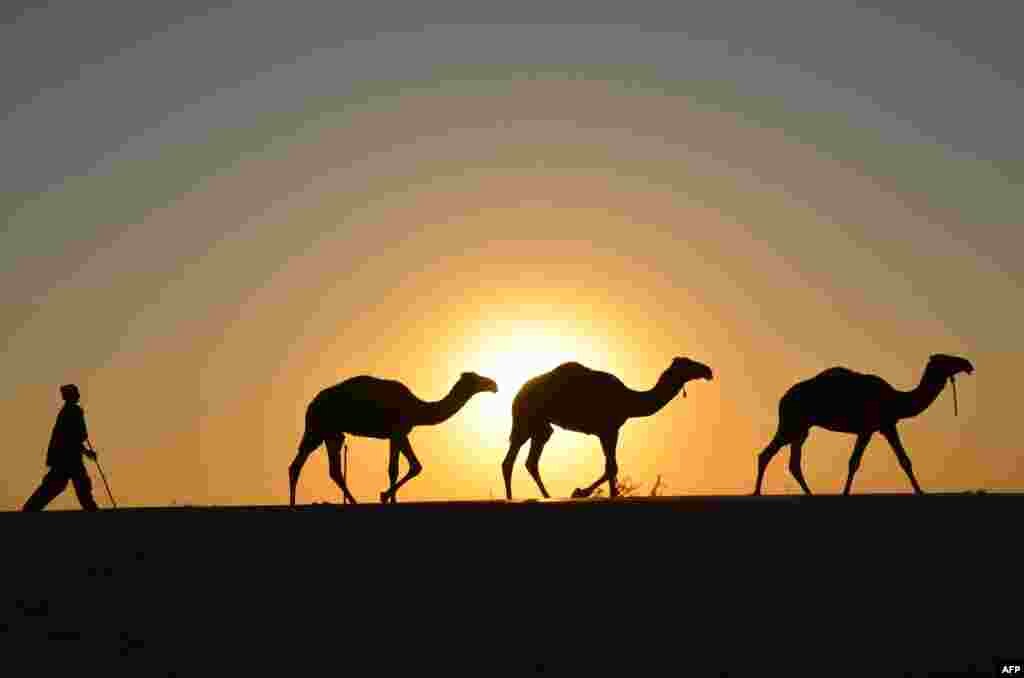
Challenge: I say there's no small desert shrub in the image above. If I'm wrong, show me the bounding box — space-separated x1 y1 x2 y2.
591 474 666 498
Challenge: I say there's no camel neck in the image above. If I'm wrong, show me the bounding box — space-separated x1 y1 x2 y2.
418 384 471 426
628 373 684 418
896 364 948 420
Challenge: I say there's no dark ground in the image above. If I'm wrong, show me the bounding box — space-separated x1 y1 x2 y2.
1 493 1020 677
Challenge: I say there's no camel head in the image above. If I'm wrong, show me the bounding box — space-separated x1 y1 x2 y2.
457 371 499 395
665 357 714 394
927 354 972 417
928 354 974 380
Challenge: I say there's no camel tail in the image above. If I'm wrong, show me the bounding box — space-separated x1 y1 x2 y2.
509 418 528 444
299 430 319 456
298 427 323 455
298 406 324 455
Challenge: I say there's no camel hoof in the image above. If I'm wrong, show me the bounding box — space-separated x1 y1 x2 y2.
379 492 390 504
571 488 587 499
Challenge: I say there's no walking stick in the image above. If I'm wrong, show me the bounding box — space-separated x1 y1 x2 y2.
87 443 117 508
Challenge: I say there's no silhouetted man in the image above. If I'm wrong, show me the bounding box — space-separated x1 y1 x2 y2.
22 384 99 511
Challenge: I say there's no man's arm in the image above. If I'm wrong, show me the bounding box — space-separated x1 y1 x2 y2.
78 408 96 459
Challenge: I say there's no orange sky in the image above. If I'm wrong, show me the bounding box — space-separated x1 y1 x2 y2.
3 18 1021 509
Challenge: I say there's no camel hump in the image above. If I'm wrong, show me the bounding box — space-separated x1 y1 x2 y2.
553 361 590 375
782 367 857 401
784 366 891 406
512 362 583 411
542 361 601 388
818 367 859 379
339 375 389 389
312 375 413 407
815 367 889 389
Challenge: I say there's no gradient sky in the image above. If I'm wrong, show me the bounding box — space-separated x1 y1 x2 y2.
2 0 1021 509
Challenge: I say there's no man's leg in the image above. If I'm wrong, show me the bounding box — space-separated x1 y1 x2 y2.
22 469 70 511
70 465 99 511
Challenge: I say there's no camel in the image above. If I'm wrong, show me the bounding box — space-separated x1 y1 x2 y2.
753 353 974 496
502 357 714 500
289 371 497 506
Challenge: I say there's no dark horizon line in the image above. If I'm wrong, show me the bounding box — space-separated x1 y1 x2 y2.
3 488 1018 513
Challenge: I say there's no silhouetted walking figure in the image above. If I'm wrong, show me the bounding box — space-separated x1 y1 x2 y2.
503 357 713 500
289 372 498 506
753 354 974 496
23 384 99 511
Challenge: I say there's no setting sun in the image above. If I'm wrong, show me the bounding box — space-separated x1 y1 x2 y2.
457 326 612 443
424 315 635 498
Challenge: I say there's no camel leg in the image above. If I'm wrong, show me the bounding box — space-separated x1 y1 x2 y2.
573 430 619 499
788 430 812 495
288 429 323 507
524 424 553 499
753 432 788 495
502 433 528 500
841 433 873 495
603 431 620 498
326 435 358 504
381 439 399 504
881 426 924 495
380 436 421 503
